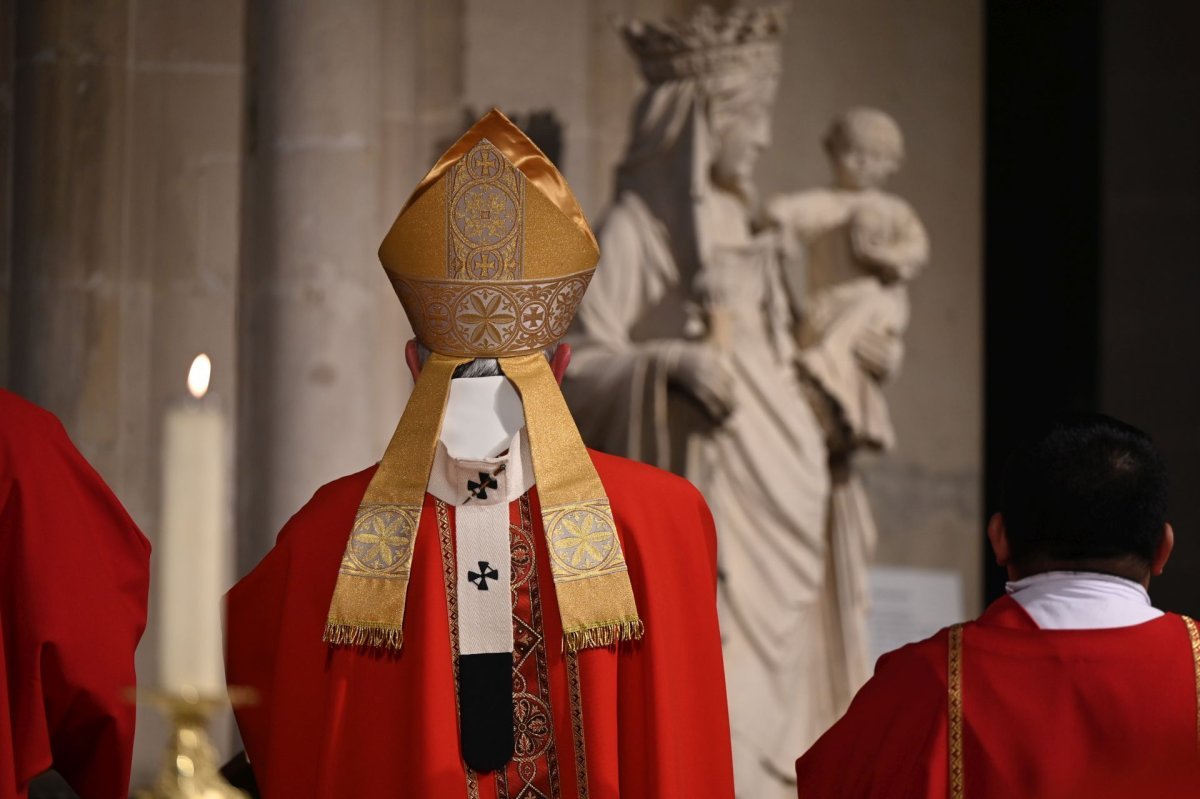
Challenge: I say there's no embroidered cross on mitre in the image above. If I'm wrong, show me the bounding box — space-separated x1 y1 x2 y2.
467 560 499 591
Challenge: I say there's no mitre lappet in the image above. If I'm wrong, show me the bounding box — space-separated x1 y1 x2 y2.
324 109 644 656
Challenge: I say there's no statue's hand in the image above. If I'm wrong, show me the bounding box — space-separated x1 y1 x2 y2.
668 344 738 423
853 326 904 381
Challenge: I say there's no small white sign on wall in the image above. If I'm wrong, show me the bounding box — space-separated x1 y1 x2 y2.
868 565 965 667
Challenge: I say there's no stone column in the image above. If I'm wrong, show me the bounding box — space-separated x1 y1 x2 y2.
10 0 248 786
10 0 135 484
239 0 395 569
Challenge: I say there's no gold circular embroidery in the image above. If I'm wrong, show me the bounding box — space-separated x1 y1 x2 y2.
453 184 518 250
394 271 595 357
547 506 619 575
464 248 504 280
453 287 519 350
447 139 524 282
519 300 549 334
425 301 452 334
466 143 505 180
346 505 417 575
548 277 589 338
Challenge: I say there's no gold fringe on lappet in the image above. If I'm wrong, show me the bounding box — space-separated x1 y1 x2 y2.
322 622 404 651
564 620 646 653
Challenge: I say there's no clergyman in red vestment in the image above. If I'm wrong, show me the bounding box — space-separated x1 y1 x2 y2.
0 389 151 799
225 110 735 798
795 413 1200 798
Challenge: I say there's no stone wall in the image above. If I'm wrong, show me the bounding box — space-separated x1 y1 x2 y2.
759 0 984 610
238 0 394 572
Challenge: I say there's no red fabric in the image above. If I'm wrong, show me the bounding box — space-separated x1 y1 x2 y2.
226 449 735 798
795 594 1200 798
0 390 151 799
490 496 559 795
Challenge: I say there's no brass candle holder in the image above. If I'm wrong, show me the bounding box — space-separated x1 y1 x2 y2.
134 686 255 799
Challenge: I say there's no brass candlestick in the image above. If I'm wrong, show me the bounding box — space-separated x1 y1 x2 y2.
135 687 255 799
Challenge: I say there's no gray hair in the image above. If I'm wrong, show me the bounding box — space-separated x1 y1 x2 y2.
416 343 557 378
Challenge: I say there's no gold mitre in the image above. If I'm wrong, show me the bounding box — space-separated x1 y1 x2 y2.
619 4 787 85
380 108 599 358
325 110 642 654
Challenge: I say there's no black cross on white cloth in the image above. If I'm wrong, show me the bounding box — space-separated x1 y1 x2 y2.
450 467 517 771
466 469 501 502
467 560 499 591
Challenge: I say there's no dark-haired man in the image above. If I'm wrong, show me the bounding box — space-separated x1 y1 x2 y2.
794 413 1200 798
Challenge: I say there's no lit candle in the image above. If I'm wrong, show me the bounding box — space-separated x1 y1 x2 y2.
159 353 229 694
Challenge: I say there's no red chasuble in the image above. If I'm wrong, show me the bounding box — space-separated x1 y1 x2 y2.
795 595 1200 798
226 449 734 798
0 390 151 799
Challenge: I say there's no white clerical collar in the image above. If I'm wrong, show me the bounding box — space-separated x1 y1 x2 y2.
427 428 535 507
1006 570 1163 630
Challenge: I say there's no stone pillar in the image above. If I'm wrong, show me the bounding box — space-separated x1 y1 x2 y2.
239 0 398 569
10 0 248 786
10 0 135 484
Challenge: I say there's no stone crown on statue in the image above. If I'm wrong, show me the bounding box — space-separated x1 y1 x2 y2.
618 4 788 84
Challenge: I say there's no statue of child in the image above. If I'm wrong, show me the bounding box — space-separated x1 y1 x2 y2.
767 107 929 455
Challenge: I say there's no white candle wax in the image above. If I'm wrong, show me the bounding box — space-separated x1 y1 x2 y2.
159 398 229 694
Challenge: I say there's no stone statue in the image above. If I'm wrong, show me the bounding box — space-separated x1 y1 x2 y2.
563 7 848 797
766 107 929 711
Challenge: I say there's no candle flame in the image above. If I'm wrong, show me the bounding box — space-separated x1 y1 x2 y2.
187 354 212 399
